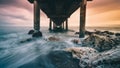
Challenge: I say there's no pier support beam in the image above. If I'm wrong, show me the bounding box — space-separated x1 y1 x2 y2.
32 0 42 37
62 22 64 30
49 19 52 30
79 0 86 38
53 23 56 30
34 0 40 32
66 19 68 31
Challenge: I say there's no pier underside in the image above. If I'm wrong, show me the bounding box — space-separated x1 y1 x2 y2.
28 0 92 38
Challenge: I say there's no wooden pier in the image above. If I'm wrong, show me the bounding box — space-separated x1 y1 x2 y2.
28 0 92 38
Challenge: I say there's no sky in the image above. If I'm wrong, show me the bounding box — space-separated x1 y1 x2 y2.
0 0 120 27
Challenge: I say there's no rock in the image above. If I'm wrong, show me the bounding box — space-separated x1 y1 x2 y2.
65 47 97 68
18 50 80 68
115 33 120 36
109 32 114 35
48 36 60 41
102 31 114 35
28 30 34 35
75 31 94 35
65 47 97 59
19 38 33 43
112 37 120 45
82 34 115 52
53 26 64 32
85 31 94 35
71 39 80 44
75 32 79 34
48 50 80 68
94 30 101 35
90 46 120 68
32 31 42 37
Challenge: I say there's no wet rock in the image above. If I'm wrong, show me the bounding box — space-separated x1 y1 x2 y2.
65 47 97 59
75 32 79 34
94 30 101 35
115 33 120 36
48 50 80 68
71 39 80 44
19 50 80 68
102 31 114 35
65 47 98 68
112 37 120 46
28 30 34 35
108 32 114 35
53 26 64 32
93 30 115 36
19 38 33 43
32 31 42 37
90 46 120 68
48 36 60 41
85 30 95 35
82 34 115 52
75 31 93 35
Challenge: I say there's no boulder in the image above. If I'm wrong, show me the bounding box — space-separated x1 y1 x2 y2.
112 36 120 45
32 31 42 37
71 39 80 44
19 38 33 43
65 47 97 68
75 31 94 35
75 32 79 34
18 50 80 68
65 47 97 59
102 31 114 35
48 36 60 41
90 46 120 68
82 34 115 52
115 33 120 36
28 30 34 35
47 50 80 68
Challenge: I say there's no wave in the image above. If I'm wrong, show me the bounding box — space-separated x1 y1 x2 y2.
0 30 120 68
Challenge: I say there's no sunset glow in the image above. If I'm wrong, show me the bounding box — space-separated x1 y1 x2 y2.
0 0 120 27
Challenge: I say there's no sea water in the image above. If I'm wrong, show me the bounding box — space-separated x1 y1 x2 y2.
0 26 120 68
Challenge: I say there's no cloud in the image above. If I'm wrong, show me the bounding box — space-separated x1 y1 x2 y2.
0 0 49 26
87 0 120 15
0 0 32 12
0 0 120 27
0 11 28 21
0 6 33 26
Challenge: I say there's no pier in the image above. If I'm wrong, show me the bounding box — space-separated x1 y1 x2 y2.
28 0 92 38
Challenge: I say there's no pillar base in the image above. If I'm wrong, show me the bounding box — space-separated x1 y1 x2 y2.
32 31 42 37
79 34 85 38
53 26 64 32
49 28 52 31
28 30 34 35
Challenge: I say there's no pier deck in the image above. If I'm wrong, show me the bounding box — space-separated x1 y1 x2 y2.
28 0 92 38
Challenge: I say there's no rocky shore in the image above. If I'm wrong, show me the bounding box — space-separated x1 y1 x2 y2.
19 30 120 68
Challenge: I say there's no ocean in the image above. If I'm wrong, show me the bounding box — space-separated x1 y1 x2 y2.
0 26 120 68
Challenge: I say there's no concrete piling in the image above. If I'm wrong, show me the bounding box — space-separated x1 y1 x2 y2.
79 0 86 38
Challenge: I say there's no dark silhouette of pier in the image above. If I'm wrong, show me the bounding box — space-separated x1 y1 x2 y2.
28 0 92 38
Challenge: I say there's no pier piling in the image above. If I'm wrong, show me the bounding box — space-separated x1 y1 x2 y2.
32 0 42 37
66 19 68 31
79 0 86 38
49 19 52 30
